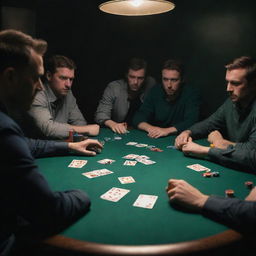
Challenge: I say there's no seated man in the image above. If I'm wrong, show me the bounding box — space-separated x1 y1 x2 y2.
95 58 155 134
166 179 256 235
175 56 256 171
133 59 201 138
0 29 102 256
28 55 99 140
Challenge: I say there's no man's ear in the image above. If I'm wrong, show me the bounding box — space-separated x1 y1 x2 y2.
46 71 52 81
2 67 17 83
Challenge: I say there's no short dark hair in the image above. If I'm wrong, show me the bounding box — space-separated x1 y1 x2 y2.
46 55 76 74
127 58 147 72
162 59 184 79
0 29 47 72
226 56 256 86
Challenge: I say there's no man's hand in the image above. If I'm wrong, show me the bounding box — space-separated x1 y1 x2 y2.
181 140 210 157
245 187 256 201
207 130 223 144
147 126 177 138
111 122 127 134
68 139 103 156
85 124 100 136
175 130 192 150
207 130 235 149
105 120 127 134
166 179 209 211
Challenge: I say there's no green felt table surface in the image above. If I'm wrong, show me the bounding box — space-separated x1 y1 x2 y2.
36 129 256 246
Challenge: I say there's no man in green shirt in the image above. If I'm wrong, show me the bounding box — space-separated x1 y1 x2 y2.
133 59 201 138
175 56 256 171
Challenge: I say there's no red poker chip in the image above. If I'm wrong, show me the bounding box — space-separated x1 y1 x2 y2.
225 189 234 197
245 181 254 189
203 172 212 177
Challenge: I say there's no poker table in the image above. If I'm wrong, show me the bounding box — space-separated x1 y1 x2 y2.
36 129 255 255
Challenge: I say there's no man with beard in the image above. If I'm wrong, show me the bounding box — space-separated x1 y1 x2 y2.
95 58 155 134
133 59 201 138
175 56 256 171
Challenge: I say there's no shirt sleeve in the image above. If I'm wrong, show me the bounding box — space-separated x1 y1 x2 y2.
202 195 256 234
234 125 256 151
208 146 256 172
95 82 117 125
25 138 69 158
190 103 227 139
29 91 86 139
1 124 90 238
66 94 87 126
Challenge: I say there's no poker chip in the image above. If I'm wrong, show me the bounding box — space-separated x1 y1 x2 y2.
211 171 220 177
245 181 254 189
225 189 234 198
202 172 212 178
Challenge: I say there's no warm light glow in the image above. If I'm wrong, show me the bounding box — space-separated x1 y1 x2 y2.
99 0 175 16
130 0 143 7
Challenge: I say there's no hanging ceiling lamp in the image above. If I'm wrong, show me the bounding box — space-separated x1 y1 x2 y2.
99 0 175 16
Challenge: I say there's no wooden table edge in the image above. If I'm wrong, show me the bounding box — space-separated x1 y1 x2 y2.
42 229 243 255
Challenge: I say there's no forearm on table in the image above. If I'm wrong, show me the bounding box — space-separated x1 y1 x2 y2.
104 120 117 129
165 126 178 135
137 122 153 132
70 124 99 136
212 139 235 149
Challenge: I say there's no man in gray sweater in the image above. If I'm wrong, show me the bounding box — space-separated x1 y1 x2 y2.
95 58 155 134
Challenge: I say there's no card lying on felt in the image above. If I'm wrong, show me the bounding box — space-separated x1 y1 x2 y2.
123 154 140 159
82 169 113 178
118 176 136 184
68 159 88 168
100 187 130 202
97 159 115 164
133 194 158 209
123 160 137 166
187 164 210 172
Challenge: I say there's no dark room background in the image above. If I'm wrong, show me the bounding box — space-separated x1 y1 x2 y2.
1 0 256 122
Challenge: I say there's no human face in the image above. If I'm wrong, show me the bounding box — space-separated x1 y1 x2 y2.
47 67 75 98
11 49 44 111
127 68 145 92
162 69 181 98
226 68 253 105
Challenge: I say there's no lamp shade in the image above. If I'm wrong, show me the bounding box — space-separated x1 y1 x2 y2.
99 0 175 16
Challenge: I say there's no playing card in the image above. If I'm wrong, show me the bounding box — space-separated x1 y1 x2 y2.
68 159 88 168
123 154 139 159
118 176 135 184
82 169 113 178
100 187 130 202
135 155 150 161
97 159 115 164
135 143 148 147
126 142 138 146
137 158 156 165
167 145 177 149
187 164 210 172
123 160 137 166
133 194 158 209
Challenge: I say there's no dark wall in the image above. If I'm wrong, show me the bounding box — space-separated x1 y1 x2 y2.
2 0 256 122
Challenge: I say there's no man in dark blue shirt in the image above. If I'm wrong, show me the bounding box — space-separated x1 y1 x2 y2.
0 29 102 255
